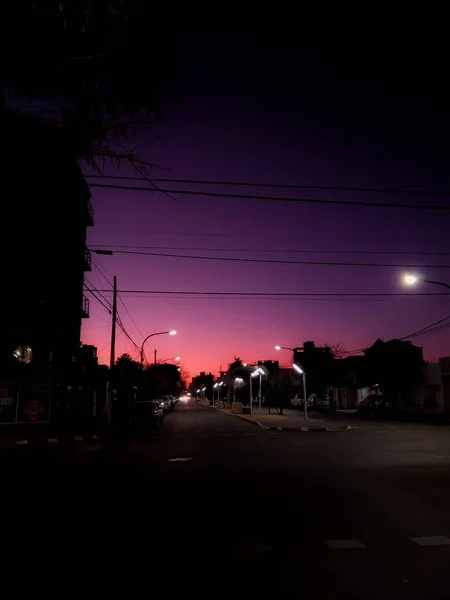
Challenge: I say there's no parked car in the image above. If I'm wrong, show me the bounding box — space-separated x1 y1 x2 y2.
357 395 399 419
307 393 330 410
291 395 305 409
128 401 164 433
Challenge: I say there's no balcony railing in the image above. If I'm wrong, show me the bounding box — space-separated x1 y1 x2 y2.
86 198 94 226
81 295 90 318
84 248 92 271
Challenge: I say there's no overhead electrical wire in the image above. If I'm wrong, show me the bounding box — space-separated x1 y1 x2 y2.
91 257 144 345
90 289 450 297
91 248 450 269
88 182 450 212
85 175 450 197
89 244 450 257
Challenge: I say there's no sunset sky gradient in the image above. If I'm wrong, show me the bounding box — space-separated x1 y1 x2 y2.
80 16 450 377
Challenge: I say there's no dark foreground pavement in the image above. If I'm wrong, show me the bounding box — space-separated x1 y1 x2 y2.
3 401 450 598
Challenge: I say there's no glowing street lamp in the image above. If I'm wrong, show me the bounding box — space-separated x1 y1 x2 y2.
403 273 450 291
251 367 265 411
140 330 177 366
292 362 308 420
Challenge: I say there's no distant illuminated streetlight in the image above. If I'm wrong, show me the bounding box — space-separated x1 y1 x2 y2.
140 330 177 366
403 273 450 291
251 367 265 410
404 274 418 285
292 363 307 420
160 356 180 364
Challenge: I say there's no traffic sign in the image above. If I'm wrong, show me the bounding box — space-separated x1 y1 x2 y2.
24 399 45 421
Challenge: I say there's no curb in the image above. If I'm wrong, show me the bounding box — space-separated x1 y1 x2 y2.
268 425 329 432
0 434 102 449
204 403 356 433
206 403 268 429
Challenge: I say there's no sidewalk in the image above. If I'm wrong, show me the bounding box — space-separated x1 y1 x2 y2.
0 421 107 449
211 404 352 432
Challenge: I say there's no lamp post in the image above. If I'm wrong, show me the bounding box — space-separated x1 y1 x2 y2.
160 356 180 365
403 273 450 291
213 382 218 404
252 367 265 411
293 363 307 420
139 330 176 367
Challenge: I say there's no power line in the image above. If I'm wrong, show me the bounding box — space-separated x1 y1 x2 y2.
84 280 140 353
92 248 450 269
90 289 450 297
85 275 112 310
118 297 145 339
85 175 450 197
400 314 450 340
90 257 144 345
89 244 450 257
84 283 112 314
88 183 450 212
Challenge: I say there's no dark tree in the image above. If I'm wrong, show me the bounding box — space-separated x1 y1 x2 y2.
4 1 176 170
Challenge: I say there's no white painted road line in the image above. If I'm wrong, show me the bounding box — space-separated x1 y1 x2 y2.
325 539 366 550
17 440 28 445
411 536 450 546
47 438 58 444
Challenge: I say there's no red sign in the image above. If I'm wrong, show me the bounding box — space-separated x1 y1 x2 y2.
24 399 45 421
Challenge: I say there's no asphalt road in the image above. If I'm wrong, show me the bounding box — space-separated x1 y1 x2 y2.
3 402 450 598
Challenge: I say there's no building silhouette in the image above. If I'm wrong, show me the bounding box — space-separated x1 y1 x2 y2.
1 110 94 423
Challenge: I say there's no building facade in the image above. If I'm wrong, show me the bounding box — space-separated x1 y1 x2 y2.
1 110 94 424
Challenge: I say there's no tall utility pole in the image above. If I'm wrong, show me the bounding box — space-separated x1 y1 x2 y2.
154 348 157 366
109 275 117 371
107 275 117 426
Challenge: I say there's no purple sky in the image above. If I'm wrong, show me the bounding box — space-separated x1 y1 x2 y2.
80 19 450 376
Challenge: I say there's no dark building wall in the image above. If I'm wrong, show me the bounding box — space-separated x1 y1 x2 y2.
1 110 92 372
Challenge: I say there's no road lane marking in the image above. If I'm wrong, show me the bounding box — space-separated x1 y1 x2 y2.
325 539 366 550
17 440 28 445
47 438 58 444
411 536 450 546
167 457 192 462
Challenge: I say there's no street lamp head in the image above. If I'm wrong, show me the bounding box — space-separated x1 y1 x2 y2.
213 383 218 389
256 367 265 376
292 363 304 375
251 370 259 378
219 381 225 386
169 330 177 336
275 345 281 351
403 274 418 286
174 356 180 361
243 362 247 367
